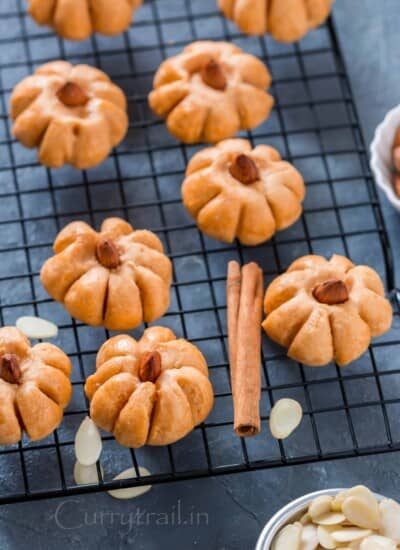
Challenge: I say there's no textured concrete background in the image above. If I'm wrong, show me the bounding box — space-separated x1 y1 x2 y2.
334 0 400 286
1 1 400 549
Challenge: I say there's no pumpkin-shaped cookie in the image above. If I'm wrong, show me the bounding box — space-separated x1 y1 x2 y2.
10 61 128 169
219 0 334 42
28 0 143 41
85 327 214 447
40 217 172 331
182 139 305 245
148 41 274 144
0 327 72 445
263 254 393 367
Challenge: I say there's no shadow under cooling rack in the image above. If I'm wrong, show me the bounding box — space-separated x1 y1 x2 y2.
0 0 399 504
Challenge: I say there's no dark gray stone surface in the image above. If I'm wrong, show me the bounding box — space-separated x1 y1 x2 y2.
1 2 400 549
333 0 400 287
0 454 399 550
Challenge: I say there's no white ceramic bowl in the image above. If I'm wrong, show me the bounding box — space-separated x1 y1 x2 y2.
255 488 384 550
370 104 400 212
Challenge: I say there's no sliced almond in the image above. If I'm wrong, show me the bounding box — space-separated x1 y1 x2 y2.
300 523 319 550
16 315 58 339
346 486 379 510
269 398 303 440
74 416 102 466
300 512 311 525
360 534 397 550
309 496 333 522
379 498 400 542
274 487 400 550
108 466 152 500
314 512 346 526
317 525 336 549
332 491 347 512
74 461 104 485
272 522 302 550
331 527 372 543
342 495 381 530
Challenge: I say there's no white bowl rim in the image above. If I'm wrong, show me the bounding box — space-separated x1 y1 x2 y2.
370 103 400 210
255 487 385 550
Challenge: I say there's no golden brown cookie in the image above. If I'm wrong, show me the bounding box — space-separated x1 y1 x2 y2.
0 327 72 445
182 139 305 245
148 41 274 143
85 326 214 447
28 0 143 41
40 217 172 331
219 0 334 42
10 61 128 169
263 254 393 367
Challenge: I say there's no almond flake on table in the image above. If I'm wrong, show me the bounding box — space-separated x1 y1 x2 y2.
108 466 152 500
16 315 58 339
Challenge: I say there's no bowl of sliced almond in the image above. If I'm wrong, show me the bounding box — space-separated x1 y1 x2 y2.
371 103 400 212
255 485 400 549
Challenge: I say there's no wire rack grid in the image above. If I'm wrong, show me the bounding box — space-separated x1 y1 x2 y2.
0 0 399 505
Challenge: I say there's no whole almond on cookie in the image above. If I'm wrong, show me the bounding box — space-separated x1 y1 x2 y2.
312 279 349 305
57 81 89 107
139 351 162 383
392 146 400 172
201 59 227 91
96 238 120 269
229 154 259 185
0 354 21 384
392 173 400 198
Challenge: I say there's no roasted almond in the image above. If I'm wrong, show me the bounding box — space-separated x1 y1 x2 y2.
312 279 349 305
57 81 89 107
229 154 259 185
201 59 227 91
0 353 22 384
392 173 400 198
96 238 120 269
393 146 400 172
139 351 162 383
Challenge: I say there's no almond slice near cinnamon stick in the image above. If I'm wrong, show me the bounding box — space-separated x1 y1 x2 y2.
227 261 263 437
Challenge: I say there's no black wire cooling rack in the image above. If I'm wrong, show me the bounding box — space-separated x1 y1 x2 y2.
0 0 399 505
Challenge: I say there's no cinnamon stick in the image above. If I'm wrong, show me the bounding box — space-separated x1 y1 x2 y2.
227 261 241 395
227 261 263 437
